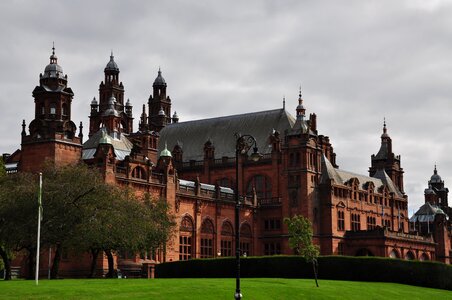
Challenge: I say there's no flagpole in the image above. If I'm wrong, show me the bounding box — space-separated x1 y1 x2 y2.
36 172 42 286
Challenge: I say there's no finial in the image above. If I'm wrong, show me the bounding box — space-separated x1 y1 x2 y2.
158 66 161 75
434 163 437 174
52 42 55 55
283 95 285 109
383 117 387 133
21 119 26 136
142 104 146 113
78 122 84 143
299 85 302 100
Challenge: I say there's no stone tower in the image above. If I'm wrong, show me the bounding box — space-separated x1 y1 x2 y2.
20 46 82 172
369 120 405 194
89 52 133 137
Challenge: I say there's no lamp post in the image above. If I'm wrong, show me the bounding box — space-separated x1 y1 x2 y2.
234 134 262 300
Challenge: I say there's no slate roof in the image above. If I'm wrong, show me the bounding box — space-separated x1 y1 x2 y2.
410 202 446 223
82 127 133 161
320 154 403 198
158 108 295 161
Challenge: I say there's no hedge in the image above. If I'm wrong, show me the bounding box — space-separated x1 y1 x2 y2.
155 256 452 290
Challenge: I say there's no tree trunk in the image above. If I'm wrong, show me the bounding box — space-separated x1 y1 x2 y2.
26 248 36 280
312 259 319 287
50 244 62 279
0 245 11 280
88 248 100 278
104 249 116 278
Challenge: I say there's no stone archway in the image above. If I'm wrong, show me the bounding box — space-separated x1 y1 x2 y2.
419 253 429 261
389 249 400 259
405 251 415 260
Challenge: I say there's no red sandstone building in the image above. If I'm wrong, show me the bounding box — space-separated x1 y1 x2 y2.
3 48 451 277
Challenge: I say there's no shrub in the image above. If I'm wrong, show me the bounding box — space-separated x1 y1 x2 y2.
156 256 452 290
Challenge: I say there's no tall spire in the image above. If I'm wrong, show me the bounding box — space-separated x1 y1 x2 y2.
296 85 305 119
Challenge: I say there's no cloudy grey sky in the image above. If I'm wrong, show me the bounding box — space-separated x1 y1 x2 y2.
1 0 451 213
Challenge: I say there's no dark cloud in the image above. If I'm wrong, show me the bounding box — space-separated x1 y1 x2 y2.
1 0 452 213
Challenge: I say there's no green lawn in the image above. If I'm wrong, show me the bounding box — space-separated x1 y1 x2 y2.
0 278 450 300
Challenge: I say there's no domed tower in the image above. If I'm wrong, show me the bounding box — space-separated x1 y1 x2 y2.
148 68 172 131
89 52 133 137
20 45 82 172
369 120 405 194
424 165 449 208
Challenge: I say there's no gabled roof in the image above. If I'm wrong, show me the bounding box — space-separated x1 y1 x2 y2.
82 127 133 161
158 108 295 161
320 154 403 197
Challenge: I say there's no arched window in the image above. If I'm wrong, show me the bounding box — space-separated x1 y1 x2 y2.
240 223 253 256
131 166 146 180
201 218 215 258
246 175 272 199
220 221 234 257
179 216 194 261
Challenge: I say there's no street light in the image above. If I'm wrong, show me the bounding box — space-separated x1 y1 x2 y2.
234 134 262 300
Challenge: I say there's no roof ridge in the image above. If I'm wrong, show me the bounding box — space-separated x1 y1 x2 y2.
167 108 289 126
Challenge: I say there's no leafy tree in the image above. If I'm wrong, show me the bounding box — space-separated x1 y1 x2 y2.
0 163 176 279
0 172 39 280
0 157 5 178
284 215 320 287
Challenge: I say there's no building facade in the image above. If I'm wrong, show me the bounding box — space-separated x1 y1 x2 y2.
3 49 451 277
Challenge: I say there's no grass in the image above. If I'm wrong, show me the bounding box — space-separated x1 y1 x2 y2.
0 278 450 300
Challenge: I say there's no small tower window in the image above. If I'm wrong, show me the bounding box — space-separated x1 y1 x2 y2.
62 104 68 116
50 104 56 115
41 106 45 115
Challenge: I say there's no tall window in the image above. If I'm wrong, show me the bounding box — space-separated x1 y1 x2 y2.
50 103 56 115
200 219 215 258
247 175 272 199
367 216 376 230
240 223 252 256
264 242 281 255
62 103 68 116
337 210 345 231
220 221 234 257
351 213 361 231
264 219 281 231
179 216 194 261
384 219 391 228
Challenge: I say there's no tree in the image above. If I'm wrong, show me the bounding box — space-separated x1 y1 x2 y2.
0 163 176 279
284 215 320 287
0 157 5 177
0 171 39 280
